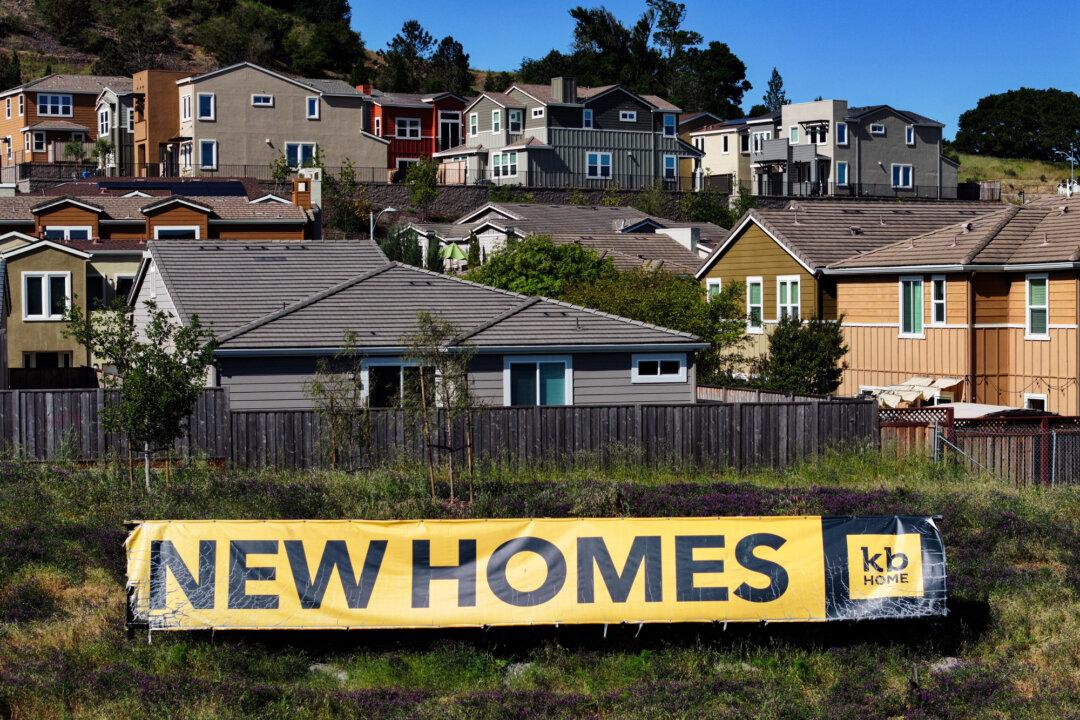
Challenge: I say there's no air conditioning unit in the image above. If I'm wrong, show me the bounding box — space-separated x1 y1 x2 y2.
297 167 323 182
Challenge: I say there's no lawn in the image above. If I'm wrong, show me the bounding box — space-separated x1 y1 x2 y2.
0 452 1078 719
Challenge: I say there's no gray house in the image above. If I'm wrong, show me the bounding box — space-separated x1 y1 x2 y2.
434 78 702 190
94 80 136 176
129 239 706 410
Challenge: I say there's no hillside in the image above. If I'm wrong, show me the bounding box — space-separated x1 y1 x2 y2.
955 152 1075 197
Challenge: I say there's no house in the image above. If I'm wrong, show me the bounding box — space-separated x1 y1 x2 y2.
433 77 701 189
130 239 706 410
0 177 320 387
694 200 999 358
94 80 136 176
687 111 779 195
690 100 958 199
825 197 1080 413
409 201 727 270
358 86 468 181
0 74 130 180
172 62 387 176
131 69 189 177
677 111 724 189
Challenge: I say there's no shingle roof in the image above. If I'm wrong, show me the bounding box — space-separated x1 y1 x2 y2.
510 83 680 111
297 77 362 96
146 240 389 334
26 120 91 132
370 91 431 109
2 74 130 96
544 232 702 274
0 194 308 223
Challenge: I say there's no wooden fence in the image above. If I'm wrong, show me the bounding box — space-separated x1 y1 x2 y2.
0 389 878 471
696 386 836 404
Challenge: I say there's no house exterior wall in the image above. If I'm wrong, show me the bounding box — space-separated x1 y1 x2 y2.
145 207 209 239
96 91 135 176
35 206 100 237
3 246 88 369
0 89 101 168
132 69 187 174
585 90 652 132
693 129 750 190
841 108 944 193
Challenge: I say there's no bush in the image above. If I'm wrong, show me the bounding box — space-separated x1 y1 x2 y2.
753 315 848 395
465 234 616 297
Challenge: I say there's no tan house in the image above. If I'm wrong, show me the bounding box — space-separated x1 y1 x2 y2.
131 69 189 177
826 198 1080 413
687 112 778 194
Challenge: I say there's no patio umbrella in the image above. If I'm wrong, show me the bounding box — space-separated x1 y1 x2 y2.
440 243 468 260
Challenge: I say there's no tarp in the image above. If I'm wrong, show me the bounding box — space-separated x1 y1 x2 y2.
126 516 947 631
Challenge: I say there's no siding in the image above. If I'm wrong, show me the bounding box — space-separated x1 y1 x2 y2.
145 206 209 239
35 206 100 237
585 89 652 132
4 246 88 368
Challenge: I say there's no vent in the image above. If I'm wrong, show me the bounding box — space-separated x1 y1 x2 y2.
253 256 287 262
849 226 862 236
543 311 570 317
409 280 434 286
840 209 863 214
961 222 973 233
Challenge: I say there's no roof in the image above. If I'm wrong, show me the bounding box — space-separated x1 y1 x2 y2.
25 120 91 132
845 104 944 127
370 91 431 109
0 194 308 224
828 197 1080 271
543 232 702 274
213 262 702 351
181 62 362 96
679 112 723 131
1 74 131 97
508 83 680 111
142 240 389 334
697 200 1001 278
465 91 526 112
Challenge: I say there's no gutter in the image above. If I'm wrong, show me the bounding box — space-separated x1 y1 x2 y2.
213 342 710 358
968 272 976 403
823 262 1080 275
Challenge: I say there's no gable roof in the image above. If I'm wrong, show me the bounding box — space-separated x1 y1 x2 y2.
3 194 309 224
464 91 526 112
845 104 944 128
30 196 104 215
179 62 362 97
542 232 702 274
1 239 92 261
1 74 131 98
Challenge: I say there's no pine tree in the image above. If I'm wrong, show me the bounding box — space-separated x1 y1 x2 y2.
763 67 788 112
0 51 21 90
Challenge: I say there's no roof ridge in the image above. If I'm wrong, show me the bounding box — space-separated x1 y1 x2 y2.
454 297 542 343
147 243 189 323
962 204 1021 263
530 296 699 340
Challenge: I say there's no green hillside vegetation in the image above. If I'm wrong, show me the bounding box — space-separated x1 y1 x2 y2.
954 152 1076 196
1 451 1078 718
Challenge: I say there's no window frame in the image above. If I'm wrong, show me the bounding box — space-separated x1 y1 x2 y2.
662 154 677 180
508 109 523 134
905 125 915 146
585 151 612 179
491 150 518 178
360 357 437 408
531 107 545 119
836 121 848 145
251 94 274 108
179 141 193 171
396 117 422 139
468 112 478 136
181 94 191 121
113 274 136 302
284 141 317 168
789 125 799 144
1023 393 1048 412
98 107 111 136
306 96 320 120
630 352 688 384
721 134 729 154
37 93 73 117
776 274 801 320
4 97 9 119
929 275 947 326
196 92 215 121
870 123 886 135
125 106 134 132
1025 273 1049 340
836 160 849 187
502 355 573 407
198 139 218 170
22 271 71 321
32 131 45 153
740 133 750 153
891 163 913 189
153 225 201 240
662 113 676 137
491 109 502 133
706 278 722 302
17 94 23 116
899 275 925 338
583 109 593 129
746 276 764 333
619 109 637 122
373 116 382 136
42 226 92 241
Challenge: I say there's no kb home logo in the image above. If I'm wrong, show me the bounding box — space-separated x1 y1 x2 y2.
845 534 924 600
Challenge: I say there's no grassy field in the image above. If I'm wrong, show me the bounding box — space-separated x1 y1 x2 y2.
0 452 1078 719
955 152 1075 195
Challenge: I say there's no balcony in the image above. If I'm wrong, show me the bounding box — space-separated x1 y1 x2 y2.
751 137 790 163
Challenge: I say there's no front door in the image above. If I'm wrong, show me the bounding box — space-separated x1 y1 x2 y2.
439 112 461 151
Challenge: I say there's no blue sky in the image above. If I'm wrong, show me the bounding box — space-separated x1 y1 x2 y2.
350 0 1079 138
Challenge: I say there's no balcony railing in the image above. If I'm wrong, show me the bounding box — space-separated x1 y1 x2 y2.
755 179 960 200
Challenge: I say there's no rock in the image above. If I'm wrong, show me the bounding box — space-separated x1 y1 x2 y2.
930 657 963 675
504 661 534 683
309 663 347 683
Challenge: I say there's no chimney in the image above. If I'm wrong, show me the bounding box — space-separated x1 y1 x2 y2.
654 227 699 255
355 83 373 95
551 77 577 104
296 167 322 208
291 177 312 209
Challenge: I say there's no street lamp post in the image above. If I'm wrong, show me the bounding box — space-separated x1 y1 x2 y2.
369 206 398 241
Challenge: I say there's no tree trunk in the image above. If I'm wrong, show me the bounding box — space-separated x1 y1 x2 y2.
143 441 151 493
466 409 475 503
418 371 436 500
126 440 134 489
445 412 455 503
165 448 171 488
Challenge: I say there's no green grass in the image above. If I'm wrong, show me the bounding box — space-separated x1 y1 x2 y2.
0 451 1078 718
955 152 1075 194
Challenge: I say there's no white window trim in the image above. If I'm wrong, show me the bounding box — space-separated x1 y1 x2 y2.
1023 393 1048 411
22 271 71 322
181 94 191 121
199 139 218 170
776 275 801 320
585 151 612 179
396 117 422 139
905 125 915 146
4 97 9 119
285 141 318 168
631 352 688 384
113 274 136 302
619 110 637 122
789 125 799 145
836 121 848 146
306 96 320 120
18 94 23 116
583 109 593 129
662 114 676 137
37 93 73 117
98 107 111 136
153 225 201 240
359 357 436 406
373 116 382 136
899 275 925 339
929 274 947 326
43 226 92 240
836 160 849 187
531 107 545 119
721 134 729 154
251 94 275 108
870 123 886 135
125 107 134 132
492 150 518 178
891 163 913 189
491 109 501 133
746 276 764 334
508 109 523 134
1025 273 1049 340
706 278 722 301
662 153 677 180
468 112 478 136
502 355 573 407
196 92 215 121
32 131 45 152
23 133 30 152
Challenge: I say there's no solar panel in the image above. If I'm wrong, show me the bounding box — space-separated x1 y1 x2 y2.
97 180 248 196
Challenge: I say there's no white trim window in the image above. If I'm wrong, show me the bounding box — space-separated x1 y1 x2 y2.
1024 393 1048 412
930 275 947 325
18 94 23 116
196 92 215 121
619 110 637 122
662 154 677 180
4 97 9 119
662 113 676 136
836 161 849 187
491 109 501 133
631 353 687 384
114 274 136 302
905 125 915 146
373 117 381 136
870 123 886 135
362 358 436 408
285 142 317 168
503 355 573 407
706 278 722 302
1026 274 1049 339
721 135 729 153
125 107 134 132
98 107 111 136
153 226 200 240
836 121 848 145
43 226 92 240
199 139 217 170
468 112 478 136
396 117 421 138
508 109 523 134
789 126 799 144
751 130 772 153
179 141 193 171
37 94 72 117
22 271 70 321
586 151 612 179
492 150 518 178
777 275 800 320
23 132 30 152
531 107 545 119
32 131 45 152
180 94 191 121
900 275 924 338
583 109 593 129
251 94 274 108
808 125 828 145
746 276 763 332
891 163 913 189
306 96 320 120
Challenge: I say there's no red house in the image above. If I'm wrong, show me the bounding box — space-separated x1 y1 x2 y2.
358 86 468 181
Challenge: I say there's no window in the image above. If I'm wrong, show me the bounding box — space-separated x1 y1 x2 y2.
870 123 886 135
395 117 421 139
746 277 763 332
492 151 518 178
631 353 687 383
1026 274 1049 339
504 356 572 407
740 133 750 153
22 352 72 369
891 164 913 189
306 96 319 119
777 275 800 320
23 272 70 321
808 125 828 144
23 133 30 152
531 107 545 119
586 151 612 178
87 273 107 309
396 158 418 175
364 360 435 408
181 94 191 121
706 278 722 302
905 125 915 145
72 131 85 143
900 276 924 337
4 97 9 119
4 136 9 162
663 113 676 136
285 142 317 168
251 94 274 107
125 107 134 132
721 135 729 153
114 275 135 300
17 94 23 116
663 154 677 180
153 226 200 240
1024 394 1047 412
196 92 215 120
179 141 192 171
468 112 478 136
619 110 637 122
789 126 799 144
98 108 111 136
751 130 772 152
373 117 381 136
491 109 501 132
930 275 947 325
508 109 523 133
43 226 91 240
836 161 848 187
583 109 593 128
199 139 217 170
37 94 73 117
836 121 848 145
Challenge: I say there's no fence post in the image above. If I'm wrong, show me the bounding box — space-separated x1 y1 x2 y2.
1040 417 1050 486
11 389 19 455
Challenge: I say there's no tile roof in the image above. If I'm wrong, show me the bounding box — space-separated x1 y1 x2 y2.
0 194 309 223
845 105 944 127
370 91 431 109
639 94 681 112
25 120 91 132
510 83 680 111
296 77 363 96
544 232 702 274
2 74 130 96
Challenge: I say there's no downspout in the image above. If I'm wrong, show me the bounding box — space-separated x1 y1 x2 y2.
967 272 976 403
1075 274 1079 414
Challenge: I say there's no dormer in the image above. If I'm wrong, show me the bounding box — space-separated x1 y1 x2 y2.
30 197 105 240
139 196 213 240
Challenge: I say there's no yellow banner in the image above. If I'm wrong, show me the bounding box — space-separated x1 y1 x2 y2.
125 517 946 630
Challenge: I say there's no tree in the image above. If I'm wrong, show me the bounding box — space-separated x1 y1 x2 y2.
305 332 370 470
92 1 170 75
466 232 481 268
676 184 733 227
763 67 788 112
483 71 514 92
378 20 434 93
954 88 1080 161
747 104 770 117
731 185 757 219
405 158 438 220
425 232 443 272
753 316 848 395
34 0 94 45
63 300 216 491
563 268 748 382
631 181 673 217
465 235 616 298
648 0 701 59
669 42 750 119
380 227 424 267
92 138 113 170
63 141 86 164
0 50 22 90
426 36 472 95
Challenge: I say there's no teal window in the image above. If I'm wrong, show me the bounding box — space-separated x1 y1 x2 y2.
1027 275 1048 338
506 357 570 406
901 276 924 336
746 277 763 331
836 161 848 186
